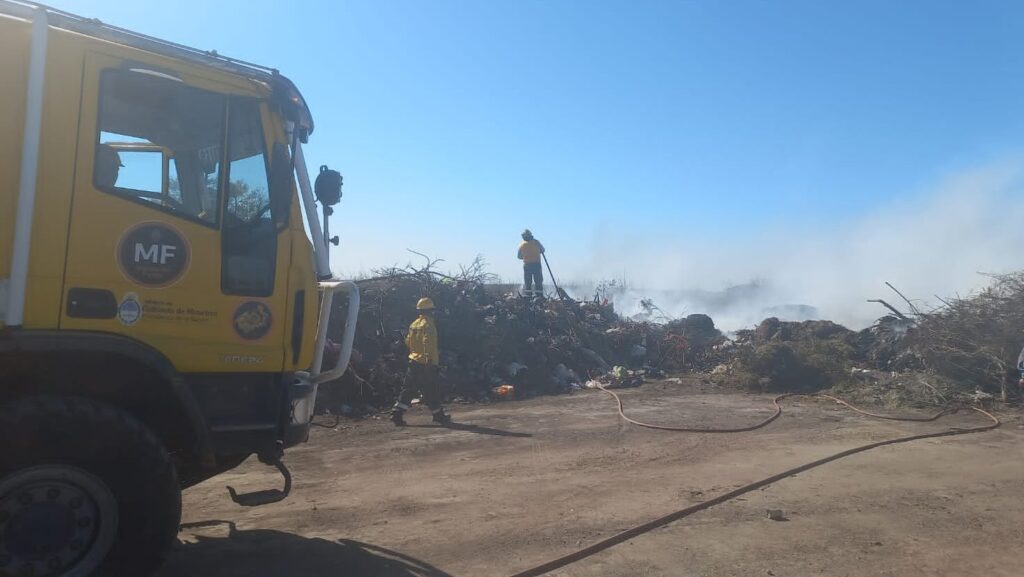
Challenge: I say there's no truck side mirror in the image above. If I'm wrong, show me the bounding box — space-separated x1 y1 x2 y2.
269 142 293 228
314 165 342 207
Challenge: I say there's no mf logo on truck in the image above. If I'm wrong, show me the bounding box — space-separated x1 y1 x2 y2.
117 223 190 288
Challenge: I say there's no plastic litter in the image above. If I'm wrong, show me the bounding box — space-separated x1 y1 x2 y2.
492 384 515 399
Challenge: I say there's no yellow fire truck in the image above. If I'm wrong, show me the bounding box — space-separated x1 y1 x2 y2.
0 1 359 574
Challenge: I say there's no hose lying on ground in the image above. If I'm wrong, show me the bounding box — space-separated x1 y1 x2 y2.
507 385 1000 577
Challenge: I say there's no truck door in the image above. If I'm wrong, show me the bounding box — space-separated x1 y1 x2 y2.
61 53 292 373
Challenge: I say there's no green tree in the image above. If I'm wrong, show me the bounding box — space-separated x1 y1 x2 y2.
228 179 268 222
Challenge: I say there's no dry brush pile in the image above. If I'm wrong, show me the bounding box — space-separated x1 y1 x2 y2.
902 272 1024 402
726 273 1024 405
317 254 1024 413
315 258 728 414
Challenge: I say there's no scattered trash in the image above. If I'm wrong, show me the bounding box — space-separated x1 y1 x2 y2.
643 366 666 379
972 390 995 403
492 384 515 399
606 366 644 389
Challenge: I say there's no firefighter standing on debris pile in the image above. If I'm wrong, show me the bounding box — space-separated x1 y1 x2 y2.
518 229 546 297
391 298 452 426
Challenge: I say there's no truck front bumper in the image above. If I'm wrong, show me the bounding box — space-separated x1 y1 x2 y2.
189 371 319 457
283 375 318 448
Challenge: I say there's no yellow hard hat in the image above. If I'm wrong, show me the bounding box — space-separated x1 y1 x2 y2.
416 297 435 310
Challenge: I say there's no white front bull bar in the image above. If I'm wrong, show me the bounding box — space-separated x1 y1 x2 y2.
308 280 359 383
288 280 357 434
290 135 359 384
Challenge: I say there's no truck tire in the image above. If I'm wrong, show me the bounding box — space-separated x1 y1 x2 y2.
0 396 182 577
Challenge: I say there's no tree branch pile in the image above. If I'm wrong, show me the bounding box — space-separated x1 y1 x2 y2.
903 272 1024 402
316 256 726 414
724 273 1024 404
318 255 1024 413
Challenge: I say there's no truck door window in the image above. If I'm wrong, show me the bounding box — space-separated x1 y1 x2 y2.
222 98 276 296
95 68 224 225
110 147 162 194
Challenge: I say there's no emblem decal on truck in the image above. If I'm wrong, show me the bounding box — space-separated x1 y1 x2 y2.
117 292 142 326
233 301 272 341
117 222 190 288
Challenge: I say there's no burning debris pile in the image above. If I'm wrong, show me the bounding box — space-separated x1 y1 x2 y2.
729 318 859 393
315 262 727 413
726 273 1024 404
653 314 730 371
726 314 981 398
317 258 1024 414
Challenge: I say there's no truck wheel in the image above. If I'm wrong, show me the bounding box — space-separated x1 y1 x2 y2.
0 396 182 577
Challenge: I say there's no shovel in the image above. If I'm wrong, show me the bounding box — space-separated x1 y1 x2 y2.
542 253 572 301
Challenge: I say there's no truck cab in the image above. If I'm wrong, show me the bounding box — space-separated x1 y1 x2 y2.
0 1 357 575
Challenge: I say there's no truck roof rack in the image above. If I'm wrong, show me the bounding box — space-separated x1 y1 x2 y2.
0 0 279 81
0 0 314 135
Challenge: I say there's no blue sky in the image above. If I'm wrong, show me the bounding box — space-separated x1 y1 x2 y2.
54 1 1024 306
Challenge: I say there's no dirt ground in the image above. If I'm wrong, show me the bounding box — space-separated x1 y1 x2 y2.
158 378 1024 577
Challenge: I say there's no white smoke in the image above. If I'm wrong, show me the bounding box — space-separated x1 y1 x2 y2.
566 159 1024 331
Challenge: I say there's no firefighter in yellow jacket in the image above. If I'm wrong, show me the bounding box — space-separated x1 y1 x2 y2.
517 229 545 297
391 297 451 426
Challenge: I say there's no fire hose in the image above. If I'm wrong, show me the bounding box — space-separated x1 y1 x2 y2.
507 385 1000 577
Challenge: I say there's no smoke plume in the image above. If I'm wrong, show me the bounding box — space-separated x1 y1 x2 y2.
567 159 1024 331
